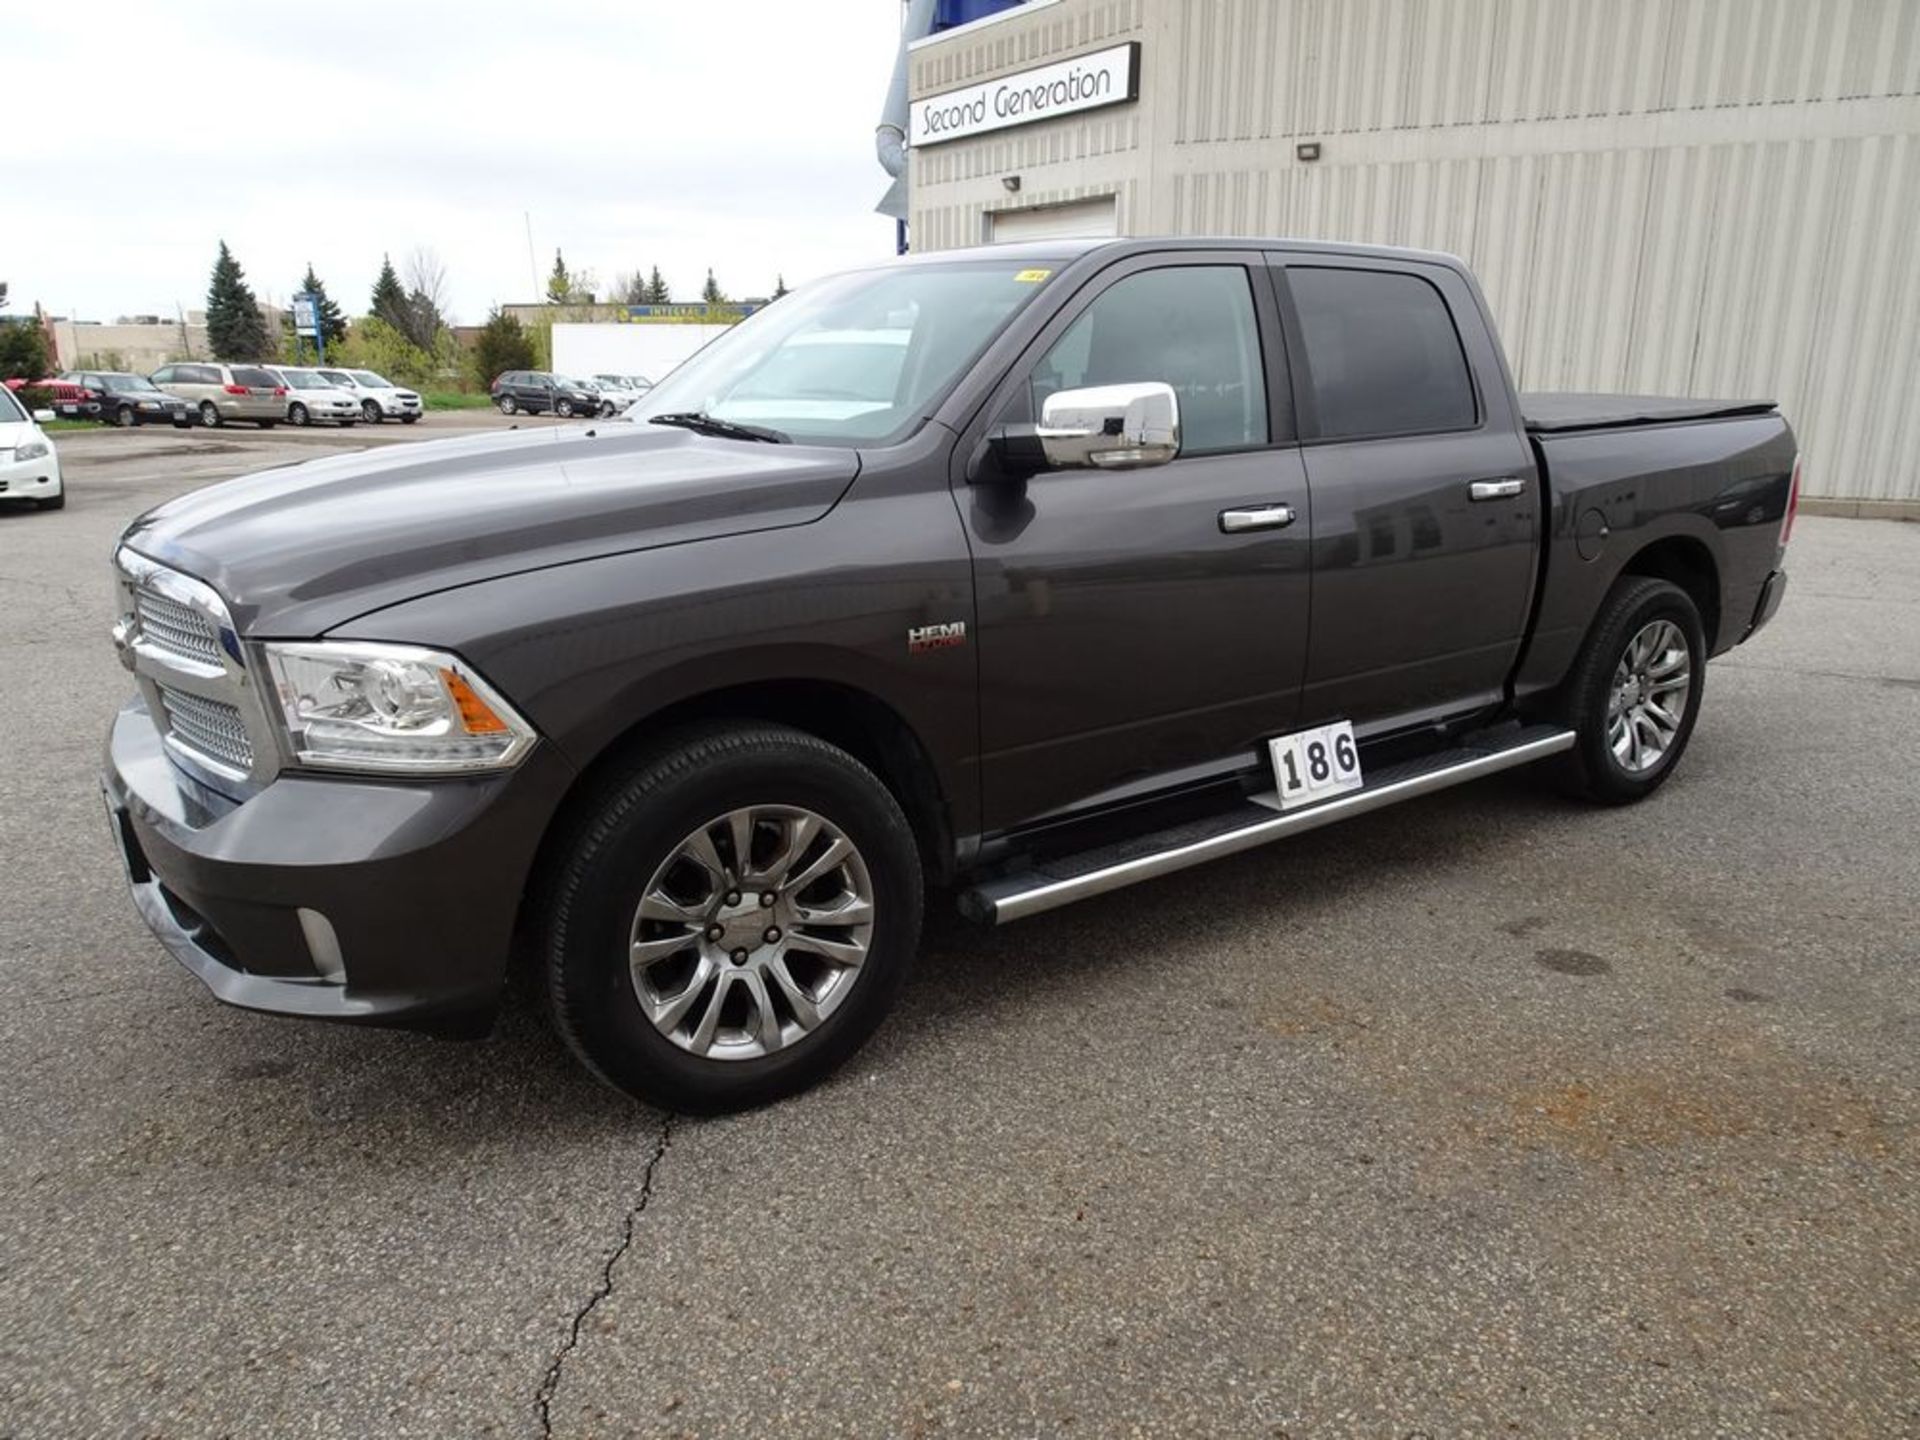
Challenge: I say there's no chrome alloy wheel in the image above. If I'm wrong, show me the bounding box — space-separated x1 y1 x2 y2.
1608 619 1692 773
628 806 875 1060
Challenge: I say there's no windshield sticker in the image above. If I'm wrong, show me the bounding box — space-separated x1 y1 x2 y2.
1013 268 1053 283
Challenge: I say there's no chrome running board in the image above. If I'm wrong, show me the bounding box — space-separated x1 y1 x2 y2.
959 724 1576 925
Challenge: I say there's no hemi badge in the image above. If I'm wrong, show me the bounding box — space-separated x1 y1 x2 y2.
907 621 967 655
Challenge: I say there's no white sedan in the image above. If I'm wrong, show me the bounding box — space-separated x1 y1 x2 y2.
589 375 650 415
0 387 63 511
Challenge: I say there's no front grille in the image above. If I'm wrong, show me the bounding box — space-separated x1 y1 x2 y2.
134 588 223 667
157 684 253 773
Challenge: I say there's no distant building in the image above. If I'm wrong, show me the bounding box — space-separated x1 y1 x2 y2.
48 311 211 374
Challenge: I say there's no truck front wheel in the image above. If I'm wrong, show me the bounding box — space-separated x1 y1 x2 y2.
1555 575 1706 804
542 723 923 1113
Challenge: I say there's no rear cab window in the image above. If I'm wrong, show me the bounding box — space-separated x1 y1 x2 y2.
1285 267 1477 440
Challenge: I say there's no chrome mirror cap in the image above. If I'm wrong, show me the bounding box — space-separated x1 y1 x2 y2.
1037 382 1180 470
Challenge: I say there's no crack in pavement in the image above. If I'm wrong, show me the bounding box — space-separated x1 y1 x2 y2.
534 1114 674 1438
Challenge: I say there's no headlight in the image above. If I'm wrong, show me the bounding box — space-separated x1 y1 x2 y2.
263 641 536 773
15 439 50 461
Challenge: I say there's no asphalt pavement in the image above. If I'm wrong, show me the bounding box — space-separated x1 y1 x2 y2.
0 426 1914 1438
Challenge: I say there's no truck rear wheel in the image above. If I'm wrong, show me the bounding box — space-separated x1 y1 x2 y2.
542 723 923 1113
1554 575 1706 804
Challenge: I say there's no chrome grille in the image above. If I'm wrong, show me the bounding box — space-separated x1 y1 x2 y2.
157 684 254 773
134 587 223 667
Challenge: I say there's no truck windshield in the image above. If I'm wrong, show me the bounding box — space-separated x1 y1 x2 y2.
631 261 1057 446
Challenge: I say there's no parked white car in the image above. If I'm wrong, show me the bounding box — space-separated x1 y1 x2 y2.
319 368 423 425
588 374 650 415
0 387 65 511
264 368 361 427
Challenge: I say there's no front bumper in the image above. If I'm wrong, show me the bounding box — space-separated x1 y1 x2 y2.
101 696 574 1032
0 450 62 498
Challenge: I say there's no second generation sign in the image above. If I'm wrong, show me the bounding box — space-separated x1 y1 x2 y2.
909 42 1140 147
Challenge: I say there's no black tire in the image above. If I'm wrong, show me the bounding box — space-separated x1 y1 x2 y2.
362 400 382 424
288 402 310 427
36 488 66 511
115 405 135 428
556 399 575 419
542 723 923 1113
198 401 221 428
1553 575 1706 804
498 395 518 415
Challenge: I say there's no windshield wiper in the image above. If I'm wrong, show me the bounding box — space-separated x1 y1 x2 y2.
648 411 788 444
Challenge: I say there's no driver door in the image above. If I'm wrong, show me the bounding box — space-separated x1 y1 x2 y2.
962 254 1312 833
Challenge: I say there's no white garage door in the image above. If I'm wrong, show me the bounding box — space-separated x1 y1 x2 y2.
988 196 1118 244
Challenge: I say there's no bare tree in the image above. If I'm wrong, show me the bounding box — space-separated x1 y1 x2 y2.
397 246 451 350
403 247 450 322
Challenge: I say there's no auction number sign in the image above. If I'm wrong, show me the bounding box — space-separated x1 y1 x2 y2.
909 42 1140 147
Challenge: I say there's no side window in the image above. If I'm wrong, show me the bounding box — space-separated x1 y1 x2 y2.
1031 266 1267 457
1287 267 1476 440
185 364 216 385
152 367 174 383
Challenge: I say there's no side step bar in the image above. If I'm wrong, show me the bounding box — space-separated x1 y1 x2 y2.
960 724 1576 925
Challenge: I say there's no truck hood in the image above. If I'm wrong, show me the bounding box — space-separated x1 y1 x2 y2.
121 424 860 636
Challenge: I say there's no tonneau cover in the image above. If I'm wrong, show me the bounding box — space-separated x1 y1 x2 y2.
1521 392 1777 433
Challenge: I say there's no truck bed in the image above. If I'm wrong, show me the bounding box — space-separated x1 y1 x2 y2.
1521 392 1777 433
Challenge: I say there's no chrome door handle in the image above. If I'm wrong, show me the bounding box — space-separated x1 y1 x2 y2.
1219 503 1296 533
1469 477 1527 501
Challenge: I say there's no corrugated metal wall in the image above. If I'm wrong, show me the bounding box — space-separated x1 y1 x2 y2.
911 0 1920 501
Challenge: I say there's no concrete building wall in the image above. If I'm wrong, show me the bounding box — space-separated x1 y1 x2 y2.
909 0 1920 502
50 319 209 375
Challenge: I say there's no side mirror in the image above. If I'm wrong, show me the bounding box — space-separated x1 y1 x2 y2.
32 408 55 424
1037 382 1180 470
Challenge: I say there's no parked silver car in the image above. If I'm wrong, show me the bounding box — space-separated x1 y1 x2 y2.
264 368 360 427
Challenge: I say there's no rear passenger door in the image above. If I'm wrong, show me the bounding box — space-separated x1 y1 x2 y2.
1270 257 1538 730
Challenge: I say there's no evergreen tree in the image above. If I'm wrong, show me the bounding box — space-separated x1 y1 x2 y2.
546 249 572 304
773 274 789 298
205 241 270 361
370 254 408 332
701 269 726 304
471 308 538 386
296 263 348 353
0 319 50 382
644 266 670 304
399 289 444 351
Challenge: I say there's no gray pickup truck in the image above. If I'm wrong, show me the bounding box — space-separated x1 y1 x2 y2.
102 239 1797 1111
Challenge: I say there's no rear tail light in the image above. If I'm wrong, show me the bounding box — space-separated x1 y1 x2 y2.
1781 453 1802 546
223 384 248 395
273 387 287 397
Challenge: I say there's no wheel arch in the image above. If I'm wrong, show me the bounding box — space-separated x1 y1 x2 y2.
1616 533 1721 651
522 676 958 940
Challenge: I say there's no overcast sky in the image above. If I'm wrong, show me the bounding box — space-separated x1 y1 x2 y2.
8 2 903 323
